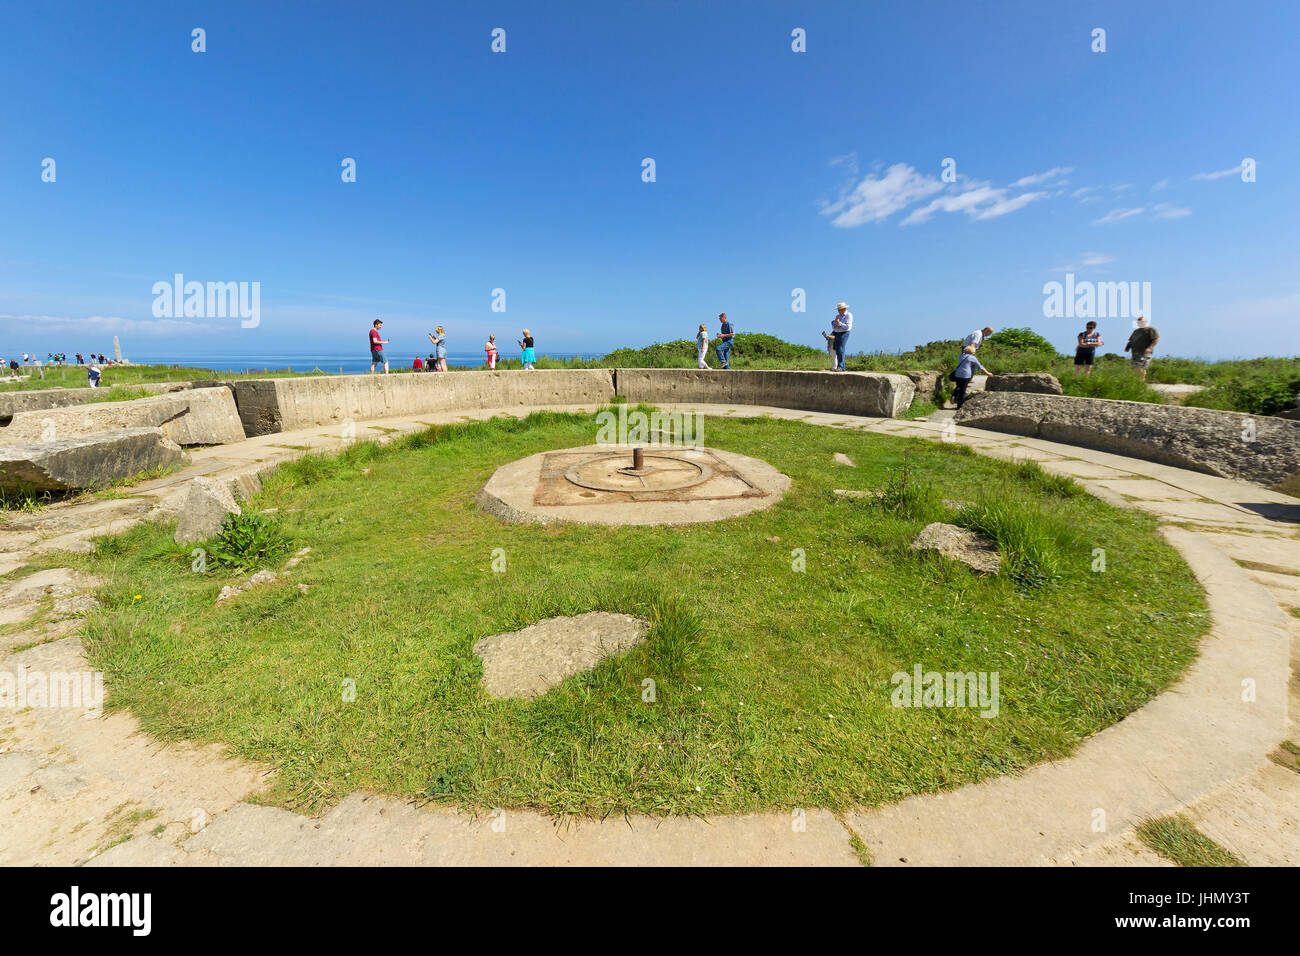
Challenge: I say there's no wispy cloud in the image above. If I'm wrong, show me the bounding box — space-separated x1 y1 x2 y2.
1191 163 1245 181
1053 251 1115 272
1152 203 1192 219
819 163 944 227
821 162 1060 228
1010 166 1072 188
1092 207 1145 225
1151 179 1169 192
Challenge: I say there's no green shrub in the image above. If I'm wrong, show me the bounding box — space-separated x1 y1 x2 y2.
1060 370 1167 403
206 512 292 571
1184 378 1300 416
986 327 1056 354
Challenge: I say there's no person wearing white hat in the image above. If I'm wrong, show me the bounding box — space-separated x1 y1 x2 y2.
830 302 853 371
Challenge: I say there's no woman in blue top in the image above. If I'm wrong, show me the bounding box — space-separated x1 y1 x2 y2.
427 326 448 371
518 329 536 370
951 345 991 409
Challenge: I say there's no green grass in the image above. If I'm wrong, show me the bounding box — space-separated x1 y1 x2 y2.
0 363 325 393
61 410 1208 818
1136 814 1245 867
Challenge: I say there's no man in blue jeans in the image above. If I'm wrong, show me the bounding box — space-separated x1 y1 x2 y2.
715 313 735 369
831 302 853 371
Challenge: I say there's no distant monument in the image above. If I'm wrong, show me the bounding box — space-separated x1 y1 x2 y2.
113 336 123 364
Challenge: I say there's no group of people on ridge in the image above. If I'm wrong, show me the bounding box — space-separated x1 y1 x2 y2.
367 319 536 374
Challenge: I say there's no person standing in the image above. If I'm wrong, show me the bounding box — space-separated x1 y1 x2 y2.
830 302 853 371
518 329 536 370
1124 317 1159 381
962 326 995 351
428 326 448 372
412 355 424 371
715 314 735 369
485 334 499 370
1074 321 1103 376
951 345 990 408
369 319 390 374
696 324 712 369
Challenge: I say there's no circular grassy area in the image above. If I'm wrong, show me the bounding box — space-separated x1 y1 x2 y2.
78 409 1207 816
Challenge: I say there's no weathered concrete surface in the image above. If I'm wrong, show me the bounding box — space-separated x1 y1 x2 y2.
477 444 791 526
955 390 1300 487
904 370 944 404
473 612 650 698
0 387 244 446
230 370 616 436
985 372 1063 395
0 428 182 492
174 476 241 544
910 522 1001 574
616 368 916 418
0 382 183 417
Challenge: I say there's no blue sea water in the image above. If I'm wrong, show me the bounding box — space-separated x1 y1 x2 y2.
114 351 604 375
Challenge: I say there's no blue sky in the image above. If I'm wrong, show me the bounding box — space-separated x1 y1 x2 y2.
2 0 1297 361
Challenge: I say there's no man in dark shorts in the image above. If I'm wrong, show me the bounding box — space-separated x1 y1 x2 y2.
369 319 389 374
1074 321 1103 376
1124 317 1159 381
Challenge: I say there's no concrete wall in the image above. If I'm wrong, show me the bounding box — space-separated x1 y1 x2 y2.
230 370 618 435
0 382 188 417
955 391 1300 489
616 369 916 418
0 387 245 447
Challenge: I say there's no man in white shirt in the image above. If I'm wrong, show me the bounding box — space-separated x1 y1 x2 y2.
962 326 995 350
830 302 853 371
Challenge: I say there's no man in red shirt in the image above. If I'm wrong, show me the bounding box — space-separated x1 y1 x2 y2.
369 319 389 374
413 356 424 371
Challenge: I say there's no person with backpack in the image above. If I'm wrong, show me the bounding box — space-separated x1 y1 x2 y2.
87 364 101 387
950 345 991 409
1124 317 1159 380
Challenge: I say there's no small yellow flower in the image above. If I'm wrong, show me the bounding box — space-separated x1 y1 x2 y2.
133 595 141 600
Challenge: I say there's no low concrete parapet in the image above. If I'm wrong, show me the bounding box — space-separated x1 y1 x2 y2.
229 370 618 436
955 391 1300 489
616 369 916 418
0 387 244 447
0 428 182 492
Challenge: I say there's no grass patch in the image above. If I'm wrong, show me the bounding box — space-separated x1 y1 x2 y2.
1136 814 1245 867
66 412 1207 817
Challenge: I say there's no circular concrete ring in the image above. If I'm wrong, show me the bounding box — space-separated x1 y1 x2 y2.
476 444 791 526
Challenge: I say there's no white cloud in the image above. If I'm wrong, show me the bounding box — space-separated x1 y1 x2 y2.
1152 203 1192 219
820 163 944 227
1010 166 1072 188
1053 251 1115 272
1191 163 1245 181
822 163 1062 228
1092 207 1145 225
1151 179 1169 192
